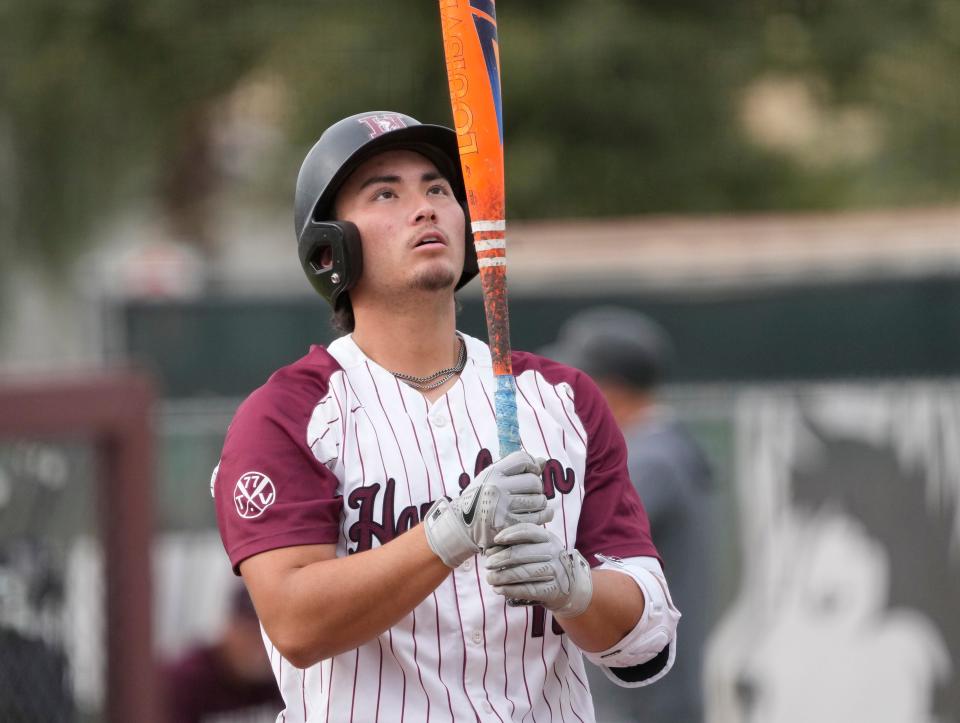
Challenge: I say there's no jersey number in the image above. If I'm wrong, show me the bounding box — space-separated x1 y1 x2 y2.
531 605 564 638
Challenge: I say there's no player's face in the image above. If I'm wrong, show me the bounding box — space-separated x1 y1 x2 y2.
334 149 466 300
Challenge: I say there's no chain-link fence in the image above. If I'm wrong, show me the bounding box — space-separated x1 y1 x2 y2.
0 440 98 722
0 374 158 723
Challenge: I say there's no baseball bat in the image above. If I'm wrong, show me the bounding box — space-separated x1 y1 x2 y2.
438 0 520 459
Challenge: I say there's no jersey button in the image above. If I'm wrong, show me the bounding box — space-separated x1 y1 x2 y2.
432 414 447 427
460 557 473 571
482 702 494 714
471 630 483 645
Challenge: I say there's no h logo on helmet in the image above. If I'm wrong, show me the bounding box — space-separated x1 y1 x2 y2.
356 113 409 138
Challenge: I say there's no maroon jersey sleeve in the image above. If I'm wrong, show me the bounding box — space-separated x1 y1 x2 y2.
213 347 344 574
517 352 660 567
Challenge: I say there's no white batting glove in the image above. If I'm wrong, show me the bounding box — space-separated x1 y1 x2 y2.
484 523 593 618
423 450 554 568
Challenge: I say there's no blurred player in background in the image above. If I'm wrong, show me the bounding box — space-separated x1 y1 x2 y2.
160 585 281 723
546 307 715 723
211 111 680 722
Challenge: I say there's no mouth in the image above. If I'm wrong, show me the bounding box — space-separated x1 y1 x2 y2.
413 231 448 249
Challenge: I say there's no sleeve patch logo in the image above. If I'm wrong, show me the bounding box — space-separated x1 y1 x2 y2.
234 471 276 519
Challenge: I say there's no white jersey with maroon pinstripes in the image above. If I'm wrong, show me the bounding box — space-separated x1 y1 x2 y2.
213 332 658 723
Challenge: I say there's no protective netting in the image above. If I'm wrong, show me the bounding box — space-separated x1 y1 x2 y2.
0 440 102 722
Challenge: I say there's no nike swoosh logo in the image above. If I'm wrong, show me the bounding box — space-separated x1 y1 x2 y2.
461 491 481 526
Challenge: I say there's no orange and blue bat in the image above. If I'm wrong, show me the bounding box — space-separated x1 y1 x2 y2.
439 0 519 457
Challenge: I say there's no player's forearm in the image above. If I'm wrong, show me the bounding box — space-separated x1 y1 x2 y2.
553 569 645 652
251 527 449 667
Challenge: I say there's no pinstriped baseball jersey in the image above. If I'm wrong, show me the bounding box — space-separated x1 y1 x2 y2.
213 332 658 723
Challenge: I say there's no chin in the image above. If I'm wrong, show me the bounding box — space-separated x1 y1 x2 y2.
412 266 458 293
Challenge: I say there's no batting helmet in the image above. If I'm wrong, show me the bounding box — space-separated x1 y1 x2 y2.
295 111 479 309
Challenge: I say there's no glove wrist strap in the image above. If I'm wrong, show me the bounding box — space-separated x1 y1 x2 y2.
552 550 594 618
423 498 480 568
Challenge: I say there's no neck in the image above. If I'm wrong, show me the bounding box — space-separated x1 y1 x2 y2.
351 292 460 378
616 400 655 429
599 384 656 428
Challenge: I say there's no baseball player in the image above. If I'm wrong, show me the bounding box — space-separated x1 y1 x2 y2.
212 111 680 722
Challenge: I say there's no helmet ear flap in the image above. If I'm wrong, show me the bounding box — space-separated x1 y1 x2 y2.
297 221 363 309
457 201 478 290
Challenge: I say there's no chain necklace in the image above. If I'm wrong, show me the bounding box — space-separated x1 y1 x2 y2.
391 335 466 391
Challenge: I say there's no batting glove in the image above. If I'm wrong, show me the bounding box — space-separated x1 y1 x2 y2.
423 450 554 568
485 523 593 618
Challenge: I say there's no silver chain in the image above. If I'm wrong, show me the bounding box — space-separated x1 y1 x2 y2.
392 335 466 391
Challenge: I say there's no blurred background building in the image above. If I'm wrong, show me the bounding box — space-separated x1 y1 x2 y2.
1 1 958 721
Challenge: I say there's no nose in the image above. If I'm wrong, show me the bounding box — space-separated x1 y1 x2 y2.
411 198 438 225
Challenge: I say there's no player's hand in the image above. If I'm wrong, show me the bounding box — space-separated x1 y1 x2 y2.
484 523 593 618
423 450 554 568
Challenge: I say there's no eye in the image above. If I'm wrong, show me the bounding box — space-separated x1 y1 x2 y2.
427 184 450 196
372 188 397 201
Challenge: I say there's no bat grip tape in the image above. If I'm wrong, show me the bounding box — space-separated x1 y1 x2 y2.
495 374 520 456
